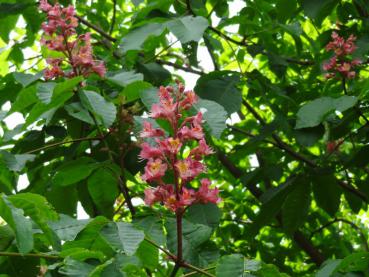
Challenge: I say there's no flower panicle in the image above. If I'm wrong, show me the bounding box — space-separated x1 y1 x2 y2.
39 0 106 80
140 83 221 212
323 31 361 80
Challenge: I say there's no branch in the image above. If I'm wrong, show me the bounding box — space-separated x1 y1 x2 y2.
109 0 117 35
156 59 204 75
76 15 116 42
310 218 369 251
25 136 103 154
0 252 59 259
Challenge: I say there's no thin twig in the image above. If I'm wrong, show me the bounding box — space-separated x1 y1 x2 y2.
310 217 369 251
109 0 117 35
25 137 102 154
76 15 116 42
0 252 59 259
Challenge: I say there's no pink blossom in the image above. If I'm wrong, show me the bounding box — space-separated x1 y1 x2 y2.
40 0 52 12
175 158 205 181
92 62 106 77
196 179 221 204
140 121 165 138
178 125 204 141
179 91 197 110
158 137 182 155
139 142 163 160
141 159 167 182
190 139 214 160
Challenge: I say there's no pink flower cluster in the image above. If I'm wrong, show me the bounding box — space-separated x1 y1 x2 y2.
39 0 106 80
323 32 361 79
140 83 221 212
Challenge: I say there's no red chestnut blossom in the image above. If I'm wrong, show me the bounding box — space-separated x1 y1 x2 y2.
140 84 221 213
323 31 361 79
190 139 214 160
175 158 205 181
196 179 221 204
139 143 163 160
39 0 106 80
141 159 168 182
140 121 165 138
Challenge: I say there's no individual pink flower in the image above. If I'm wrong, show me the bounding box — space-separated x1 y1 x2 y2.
178 125 204 141
140 121 165 138
190 139 214 160
175 158 205 181
179 91 197 110
141 159 167 182
158 137 182 155
139 143 163 160
196 179 221 204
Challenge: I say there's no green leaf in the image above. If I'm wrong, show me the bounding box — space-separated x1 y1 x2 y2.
87 168 119 217
101 222 145 256
251 177 296 235
0 195 33 253
312 173 341 216
58 257 95 276
36 82 57 104
53 157 98 187
65 102 95 125
136 62 171 86
216 254 244 277
316 259 342 277
0 3 31 17
13 72 42 87
336 252 369 272
166 218 212 261
0 151 35 172
80 90 117 128
8 193 59 248
49 214 91 241
107 71 143 87
136 240 159 271
295 96 358 129
282 180 311 234
195 71 242 114
120 23 167 52
193 99 227 139
186 203 221 229
167 16 209 43
121 81 152 103
134 216 166 245
10 85 38 113
53 76 83 96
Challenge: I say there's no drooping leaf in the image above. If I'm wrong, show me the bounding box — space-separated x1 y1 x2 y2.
101 222 145 256
195 71 242 115
107 71 143 87
80 90 117 128
216 254 244 277
186 203 221 230
167 16 209 43
193 99 227 139
0 195 33 253
0 151 35 172
53 157 98 187
295 96 358 129
87 168 119 217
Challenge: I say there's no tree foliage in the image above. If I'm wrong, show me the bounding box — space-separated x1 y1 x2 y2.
1 0 369 276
